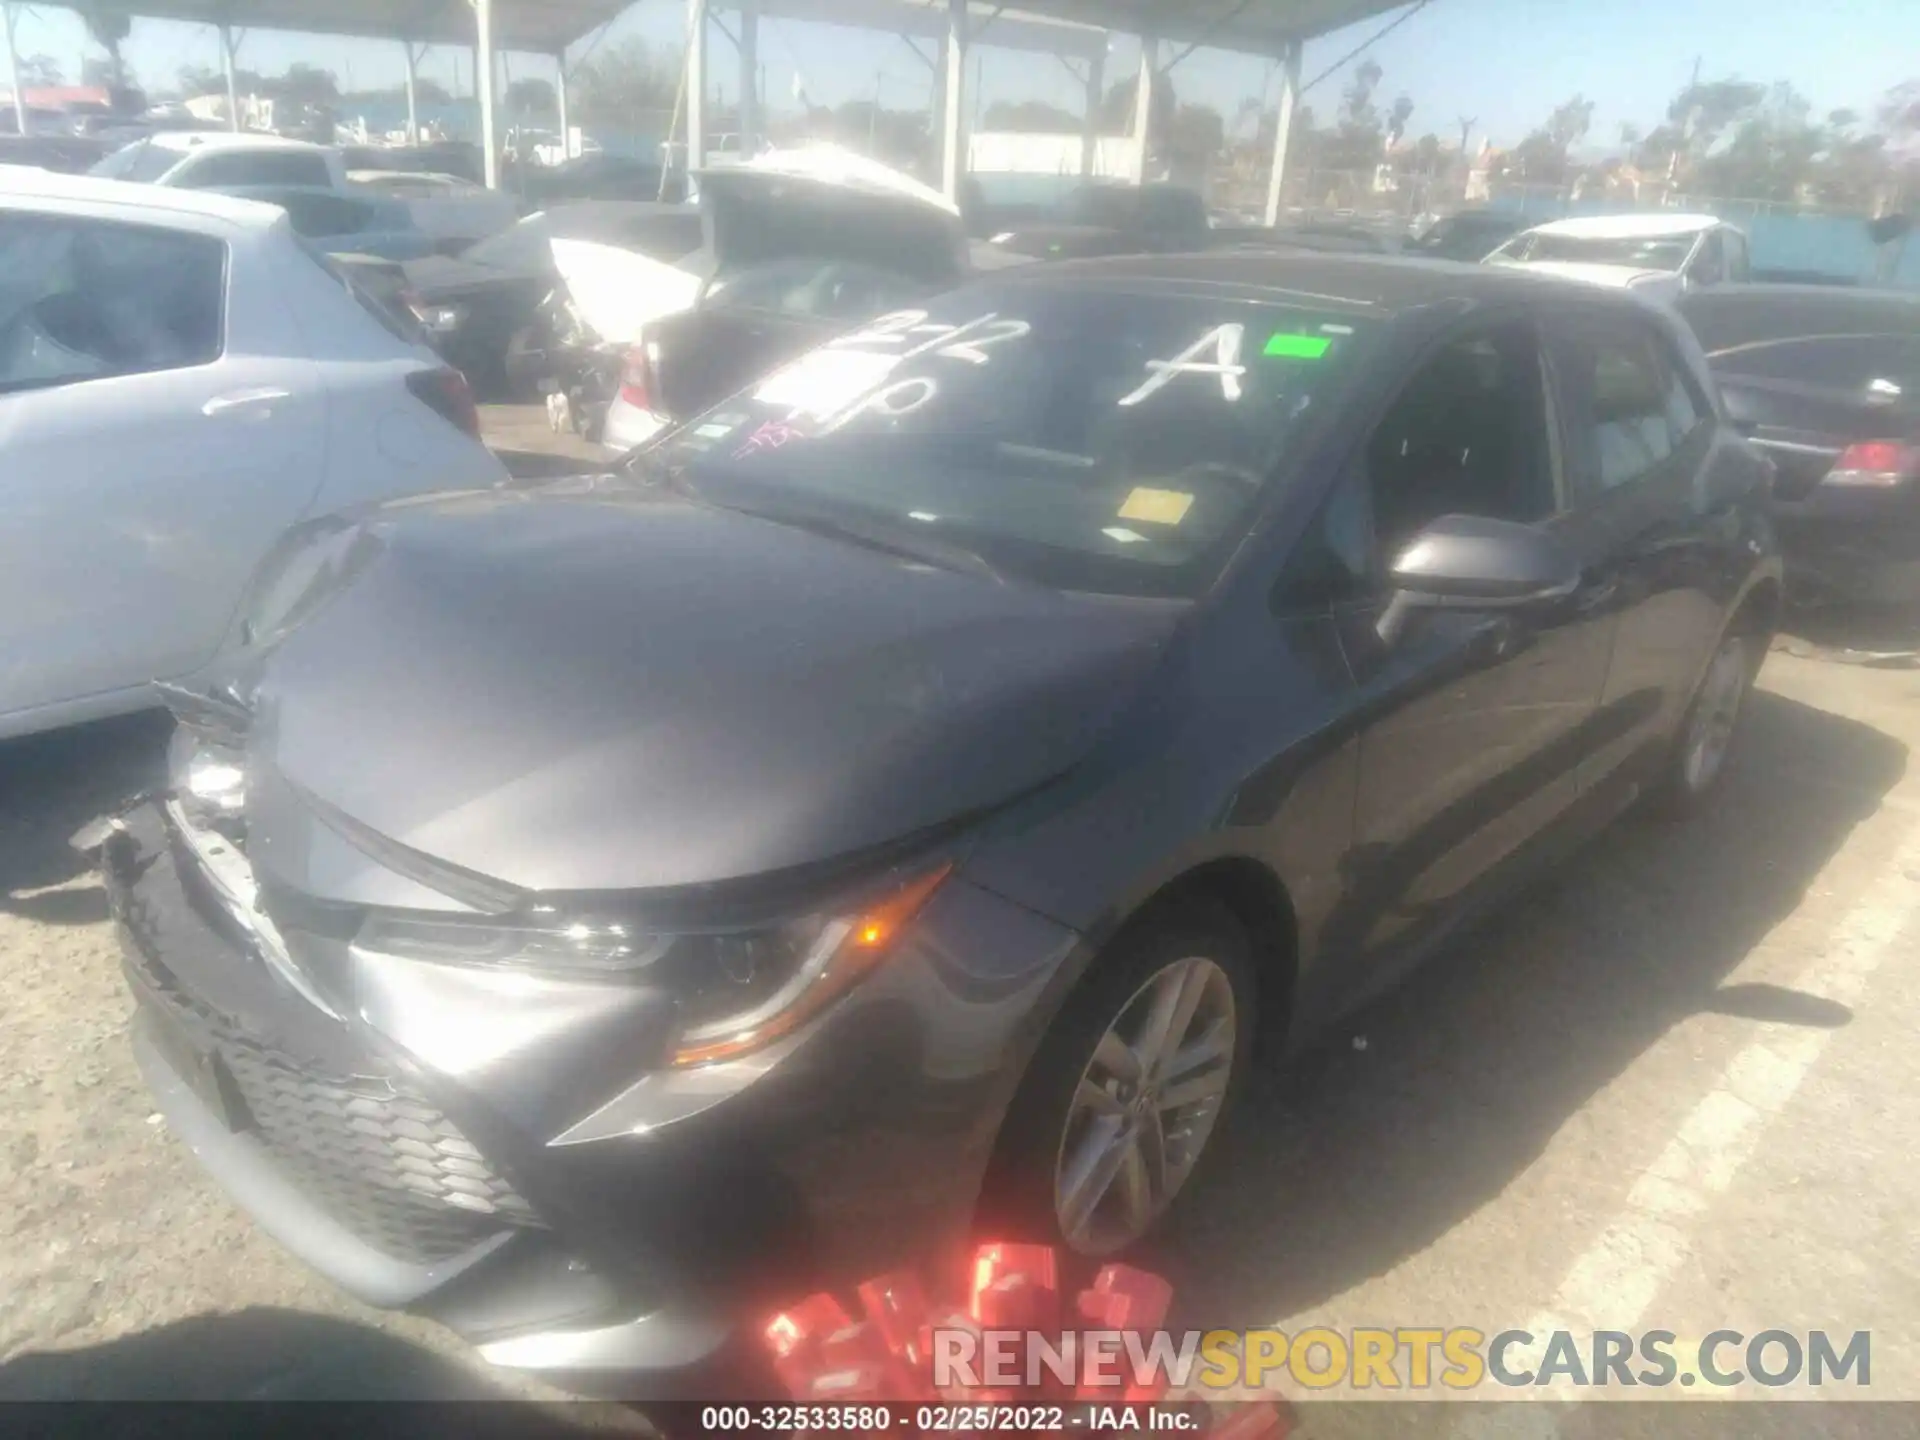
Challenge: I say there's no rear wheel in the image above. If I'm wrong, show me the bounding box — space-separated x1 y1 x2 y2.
1654 627 1755 815
980 901 1256 1258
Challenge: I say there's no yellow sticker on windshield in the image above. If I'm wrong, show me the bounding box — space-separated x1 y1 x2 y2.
1118 488 1195 526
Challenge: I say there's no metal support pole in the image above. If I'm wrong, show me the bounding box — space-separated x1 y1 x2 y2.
403 42 422 144
736 0 758 151
556 53 571 157
685 0 707 178
3 3 26 139
220 23 243 133
1262 39 1302 227
940 0 966 202
1079 42 1105 178
1129 33 1156 184
474 0 499 188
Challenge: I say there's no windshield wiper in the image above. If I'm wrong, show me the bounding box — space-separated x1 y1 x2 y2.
730 502 1009 585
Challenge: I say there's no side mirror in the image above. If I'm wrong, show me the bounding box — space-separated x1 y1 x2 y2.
1377 514 1582 645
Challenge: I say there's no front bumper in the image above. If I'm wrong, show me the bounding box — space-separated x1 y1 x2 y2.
104 800 1077 1397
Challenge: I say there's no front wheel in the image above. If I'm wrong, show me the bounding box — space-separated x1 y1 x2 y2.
980 901 1256 1258
1655 628 1755 815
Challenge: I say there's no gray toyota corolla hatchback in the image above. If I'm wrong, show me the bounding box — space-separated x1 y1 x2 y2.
95 252 1781 1397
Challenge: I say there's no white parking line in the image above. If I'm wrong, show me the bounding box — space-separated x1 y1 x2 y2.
1489 814 1920 1423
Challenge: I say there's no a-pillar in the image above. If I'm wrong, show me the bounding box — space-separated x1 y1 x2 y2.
1262 39 1303 227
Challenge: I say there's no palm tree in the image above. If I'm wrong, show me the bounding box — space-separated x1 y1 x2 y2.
81 5 131 88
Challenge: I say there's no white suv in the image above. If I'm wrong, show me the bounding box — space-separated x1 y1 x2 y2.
0 167 509 741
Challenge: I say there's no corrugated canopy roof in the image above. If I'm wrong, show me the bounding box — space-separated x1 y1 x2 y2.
49 0 1415 59
44 0 631 54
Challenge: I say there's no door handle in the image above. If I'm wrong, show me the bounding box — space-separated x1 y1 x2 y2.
202 388 291 417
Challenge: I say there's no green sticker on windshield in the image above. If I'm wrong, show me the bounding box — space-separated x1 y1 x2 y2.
1264 332 1332 359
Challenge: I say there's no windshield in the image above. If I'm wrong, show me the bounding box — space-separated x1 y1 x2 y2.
89 139 179 183
642 283 1372 598
1491 230 1699 271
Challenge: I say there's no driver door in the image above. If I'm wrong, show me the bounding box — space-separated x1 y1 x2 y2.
1319 315 1617 972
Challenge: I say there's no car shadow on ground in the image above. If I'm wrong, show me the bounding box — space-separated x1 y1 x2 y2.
1153 685 1908 1329
0 712 170 926
1777 601 1920 666
0 1309 657 1433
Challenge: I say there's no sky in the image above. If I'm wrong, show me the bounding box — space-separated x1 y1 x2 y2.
5 0 1916 151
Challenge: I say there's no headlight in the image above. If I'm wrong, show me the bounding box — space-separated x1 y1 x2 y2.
354 862 952 1068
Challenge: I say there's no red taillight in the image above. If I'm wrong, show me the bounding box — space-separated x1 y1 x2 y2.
618 340 655 411
1825 440 1920 488
406 366 480 439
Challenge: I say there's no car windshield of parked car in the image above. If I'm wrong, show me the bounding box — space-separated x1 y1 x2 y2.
1492 231 1697 271
89 139 180 183
647 284 1373 598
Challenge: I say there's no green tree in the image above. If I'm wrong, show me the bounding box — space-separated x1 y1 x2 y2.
981 99 1080 133
270 62 339 104
1508 94 1594 185
18 54 63 87
506 77 557 116
79 5 130 87
573 38 679 126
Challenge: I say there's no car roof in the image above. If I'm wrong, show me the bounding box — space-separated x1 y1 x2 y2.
145 131 331 155
988 249 1662 317
1521 212 1725 240
0 164 286 227
1676 283 1920 353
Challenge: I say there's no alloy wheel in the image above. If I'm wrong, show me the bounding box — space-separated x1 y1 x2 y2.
1052 955 1238 1256
1683 633 1750 795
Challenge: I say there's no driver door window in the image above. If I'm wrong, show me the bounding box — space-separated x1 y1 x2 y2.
1282 319 1558 606
1686 231 1726 287
1366 320 1558 561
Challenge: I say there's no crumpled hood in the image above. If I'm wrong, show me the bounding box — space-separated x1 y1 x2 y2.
244 484 1178 900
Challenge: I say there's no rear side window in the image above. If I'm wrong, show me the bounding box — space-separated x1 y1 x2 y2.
1554 321 1704 496
174 149 334 189
0 211 225 393
89 139 181 182
1709 335 1920 396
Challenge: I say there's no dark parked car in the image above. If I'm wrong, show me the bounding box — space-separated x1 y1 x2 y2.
987 181 1213 259
514 152 686 207
402 201 705 395
599 164 1025 449
1410 209 1530 262
97 253 1780 1398
1677 284 1920 606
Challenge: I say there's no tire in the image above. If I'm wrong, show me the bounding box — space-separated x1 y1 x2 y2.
978 899 1257 1260
1652 624 1758 817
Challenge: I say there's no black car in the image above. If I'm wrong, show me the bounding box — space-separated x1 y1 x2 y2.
98 253 1780 1398
403 202 705 396
1677 284 1920 606
987 181 1213 259
1409 209 1530 262
515 153 686 207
